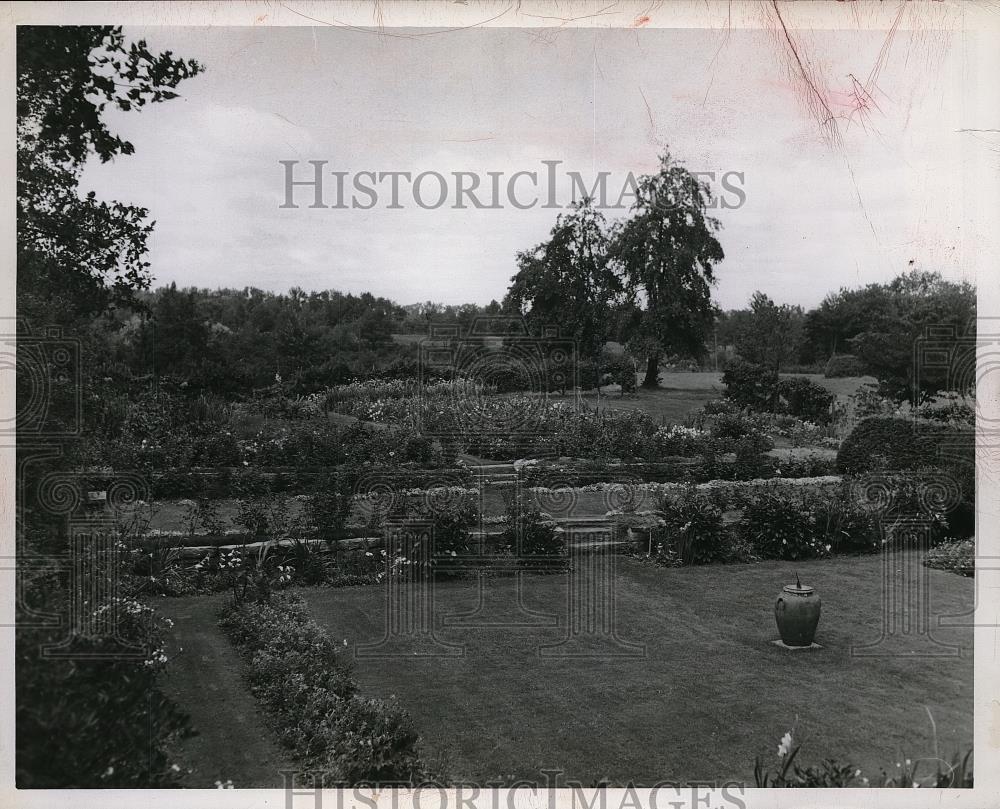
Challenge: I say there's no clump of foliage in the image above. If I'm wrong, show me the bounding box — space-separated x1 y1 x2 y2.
837 417 974 538
306 469 358 541
219 594 435 784
653 425 715 458
500 503 566 568
755 729 972 788
775 377 834 422
655 487 726 565
17 25 201 788
837 417 933 475
723 363 834 423
722 358 779 410
924 538 975 577
735 485 880 560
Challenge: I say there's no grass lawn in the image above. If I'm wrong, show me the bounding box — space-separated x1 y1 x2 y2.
156 553 972 786
552 372 874 428
158 592 294 787
302 553 971 785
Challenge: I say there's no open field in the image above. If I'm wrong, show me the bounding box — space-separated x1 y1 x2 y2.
554 372 874 427
159 552 972 786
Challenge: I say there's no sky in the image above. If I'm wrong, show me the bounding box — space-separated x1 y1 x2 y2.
78 20 980 311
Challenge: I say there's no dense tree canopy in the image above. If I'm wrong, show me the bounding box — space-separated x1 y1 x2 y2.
17 26 202 324
505 198 620 359
733 292 805 375
504 151 724 387
849 271 976 403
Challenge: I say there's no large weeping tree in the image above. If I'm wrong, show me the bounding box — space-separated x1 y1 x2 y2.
611 151 724 388
504 197 620 360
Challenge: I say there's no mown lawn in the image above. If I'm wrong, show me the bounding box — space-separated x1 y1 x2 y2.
156 553 972 786
158 592 293 788
293 555 970 784
301 554 971 785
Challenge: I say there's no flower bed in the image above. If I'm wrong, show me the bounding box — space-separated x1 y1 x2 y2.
520 454 836 488
924 538 975 577
131 464 476 499
219 594 434 784
529 474 843 497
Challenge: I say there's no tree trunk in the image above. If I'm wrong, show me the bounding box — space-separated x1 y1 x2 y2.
642 354 660 388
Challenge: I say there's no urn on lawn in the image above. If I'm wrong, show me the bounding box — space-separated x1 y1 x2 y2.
774 574 821 647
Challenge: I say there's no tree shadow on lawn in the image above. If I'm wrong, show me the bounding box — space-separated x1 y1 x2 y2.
302 553 973 786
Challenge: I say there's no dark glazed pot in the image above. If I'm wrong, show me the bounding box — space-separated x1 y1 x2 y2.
774 583 821 646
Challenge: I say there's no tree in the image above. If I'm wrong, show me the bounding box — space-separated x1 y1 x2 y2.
505 198 620 360
734 292 805 375
802 285 888 362
850 271 976 404
16 26 202 788
17 27 202 325
611 151 724 387
148 283 209 379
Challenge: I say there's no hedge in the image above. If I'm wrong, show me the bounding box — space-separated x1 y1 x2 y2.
837 417 974 539
836 417 973 481
142 465 475 499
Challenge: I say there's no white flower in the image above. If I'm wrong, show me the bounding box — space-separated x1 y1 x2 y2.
777 731 793 758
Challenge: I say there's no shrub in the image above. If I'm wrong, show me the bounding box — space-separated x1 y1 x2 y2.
917 398 975 427
776 377 834 422
924 538 975 577
402 434 438 464
305 471 356 541
837 418 974 536
824 353 867 378
655 488 726 565
219 594 433 784
702 398 741 416
710 411 767 442
17 569 190 786
577 352 636 394
722 358 779 410
500 506 566 567
736 486 880 560
653 425 714 458
853 470 972 544
838 417 974 476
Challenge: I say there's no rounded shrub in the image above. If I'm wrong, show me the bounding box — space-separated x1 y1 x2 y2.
776 377 834 422
722 358 778 410
837 417 939 475
656 488 726 564
838 417 975 539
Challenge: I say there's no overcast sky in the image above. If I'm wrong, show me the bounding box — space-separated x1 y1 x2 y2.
79 23 977 311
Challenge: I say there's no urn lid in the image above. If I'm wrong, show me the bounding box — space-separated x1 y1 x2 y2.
782 583 814 595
